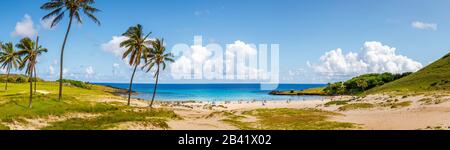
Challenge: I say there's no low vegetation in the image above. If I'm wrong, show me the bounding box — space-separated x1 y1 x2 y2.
57 79 92 89
379 101 412 109
418 98 448 105
270 87 326 95
324 100 350 107
222 108 355 130
338 103 375 111
0 123 9 130
43 108 179 130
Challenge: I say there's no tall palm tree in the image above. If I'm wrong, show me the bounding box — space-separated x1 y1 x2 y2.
0 42 21 90
120 24 152 106
16 37 48 108
142 38 174 108
41 0 100 101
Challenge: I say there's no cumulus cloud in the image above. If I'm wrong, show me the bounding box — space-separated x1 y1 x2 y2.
85 66 95 76
101 36 128 57
171 40 268 80
411 21 437 31
309 41 422 77
12 14 37 38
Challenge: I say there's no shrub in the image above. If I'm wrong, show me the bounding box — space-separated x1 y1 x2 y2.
15 76 28 83
56 79 92 89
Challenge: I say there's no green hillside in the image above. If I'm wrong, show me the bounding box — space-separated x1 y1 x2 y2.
366 52 450 94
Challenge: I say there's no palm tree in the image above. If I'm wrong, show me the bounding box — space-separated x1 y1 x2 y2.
142 38 174 108
120 24 152 106
41 0 100 101
16 37 48 108
0 42 21 90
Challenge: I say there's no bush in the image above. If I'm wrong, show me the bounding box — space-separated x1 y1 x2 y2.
324 72 412 95
15 76 28 83
57 79 92 89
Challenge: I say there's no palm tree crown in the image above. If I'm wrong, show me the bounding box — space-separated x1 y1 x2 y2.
0 42 21 72
16 38 48 74
41 0 101 27
143 38 174 73
121 24 152 66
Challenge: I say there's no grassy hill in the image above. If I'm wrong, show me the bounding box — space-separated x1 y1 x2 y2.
366 52 450 94
0 81 178 130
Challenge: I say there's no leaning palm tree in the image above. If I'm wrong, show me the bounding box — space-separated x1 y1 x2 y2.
142 38 174 108
0 42 21 90
120 24 152 106
16 37 48 108
41 0 100 101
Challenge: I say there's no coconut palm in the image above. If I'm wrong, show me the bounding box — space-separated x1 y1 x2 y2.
0 42 21 90
142 38 174 108
16 37 48 108
41 0 101 101
120 24 152 106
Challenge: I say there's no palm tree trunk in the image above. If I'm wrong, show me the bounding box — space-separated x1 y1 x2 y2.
127 64 138 106
5 68 10 91
34 67 37 94
35 35 39 95
28 69 33 109
58 15 74 101
149 65 160 108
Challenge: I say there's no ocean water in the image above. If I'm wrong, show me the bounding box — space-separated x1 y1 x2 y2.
94 83 327 102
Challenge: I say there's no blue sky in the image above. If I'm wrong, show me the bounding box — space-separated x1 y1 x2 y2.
1 0 449 83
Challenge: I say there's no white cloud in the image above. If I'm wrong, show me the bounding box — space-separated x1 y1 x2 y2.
12 14 37 38
40 16 56 30
63 68 69 75
411 21 437 31
309 41 423 77
171 40 268 80
85 66 95 76
101 36 128 57
48 66 54 75
0 68 6 74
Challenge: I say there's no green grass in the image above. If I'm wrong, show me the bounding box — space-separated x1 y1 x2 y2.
43 108 180 130
366 52 450 95
0 81 179 130
222 108 355 130
272 87 327 95
338 103 375 111
388 101 412 108
0 123 9 130
324 100 350 107
0 94 119 122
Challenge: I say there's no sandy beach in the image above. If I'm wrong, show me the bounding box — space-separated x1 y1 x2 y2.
103 93 450 130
